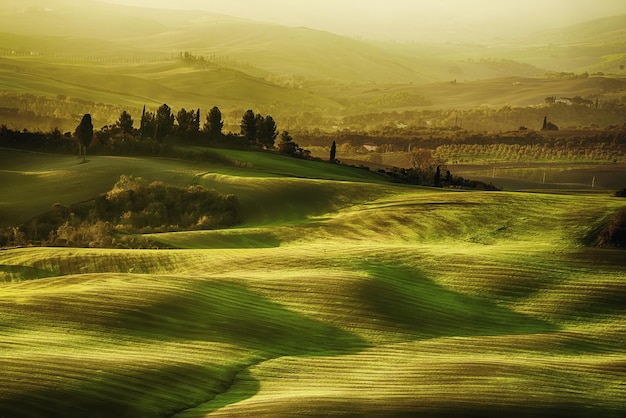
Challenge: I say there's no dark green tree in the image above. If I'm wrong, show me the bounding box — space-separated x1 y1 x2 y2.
256 115 278 148
193 109 201 134
155 103 175 141
330 140 337 161
434 165 441 187
254 113 265 142
204 106 224 140
240 109 256 143
141 111 156 140
117 110 133 134
175 108 198 138
75 113 93 161
140 105 146 141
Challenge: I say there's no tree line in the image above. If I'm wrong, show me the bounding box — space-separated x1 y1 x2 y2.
1 104 311 159
113 104 279 146
108 104 306 153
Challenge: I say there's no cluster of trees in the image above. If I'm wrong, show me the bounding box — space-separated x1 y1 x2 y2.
1 103 312 159
3 90 626 137
110 104 284 150
119 105 308 155
0 175 240 248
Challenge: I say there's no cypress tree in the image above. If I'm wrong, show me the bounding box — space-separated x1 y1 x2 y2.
75 113 93 161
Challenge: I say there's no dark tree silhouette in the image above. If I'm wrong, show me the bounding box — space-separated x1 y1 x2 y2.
434 165 441 187
117 111 133 134
204 106 224 140
542 116 558 131
256 114 278 148
155 104 175 141
75 113 93 161
140 105 146 141
176 108 198 138
194 109 201 134
141 110 156 140
330 140 337 161
240 109 256 143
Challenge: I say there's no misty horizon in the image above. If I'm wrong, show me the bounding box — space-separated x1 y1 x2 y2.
96 0 626 43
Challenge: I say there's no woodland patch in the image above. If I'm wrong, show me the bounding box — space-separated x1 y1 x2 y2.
1 175 240 248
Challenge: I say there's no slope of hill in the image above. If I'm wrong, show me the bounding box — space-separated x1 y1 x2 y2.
0 148 387 225
0 1 624 132
1 149 625 416
0 0 430 84
511 15 626 74
530 15 626 46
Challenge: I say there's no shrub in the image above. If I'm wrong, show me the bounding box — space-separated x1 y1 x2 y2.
597 208 626 248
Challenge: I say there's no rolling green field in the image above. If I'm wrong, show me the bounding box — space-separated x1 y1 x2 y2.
1 148 625 417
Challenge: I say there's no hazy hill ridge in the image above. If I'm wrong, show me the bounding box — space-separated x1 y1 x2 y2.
2 1 624 82
0 0 625 132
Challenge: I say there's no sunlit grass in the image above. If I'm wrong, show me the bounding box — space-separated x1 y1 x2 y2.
1 148 625 416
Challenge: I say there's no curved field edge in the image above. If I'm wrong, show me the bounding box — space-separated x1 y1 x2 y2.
0 147 387 225
1 149 626 416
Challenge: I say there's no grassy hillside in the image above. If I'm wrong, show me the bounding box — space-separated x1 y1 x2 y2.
1 149 626 416
0 148 386 225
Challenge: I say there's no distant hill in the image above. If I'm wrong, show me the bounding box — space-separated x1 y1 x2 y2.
518 15 626 74
0 0 428 84
0 1 625 131
530 15 626 46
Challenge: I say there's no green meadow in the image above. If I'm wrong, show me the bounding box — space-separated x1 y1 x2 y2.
1 148 625 416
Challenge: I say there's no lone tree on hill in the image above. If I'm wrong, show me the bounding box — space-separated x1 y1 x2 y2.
75 113 93 161
117 110 133 134
240 109 257 143
330 140 337 162
204 106 224 140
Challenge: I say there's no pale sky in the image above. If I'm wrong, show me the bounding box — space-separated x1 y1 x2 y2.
100 0 626 42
